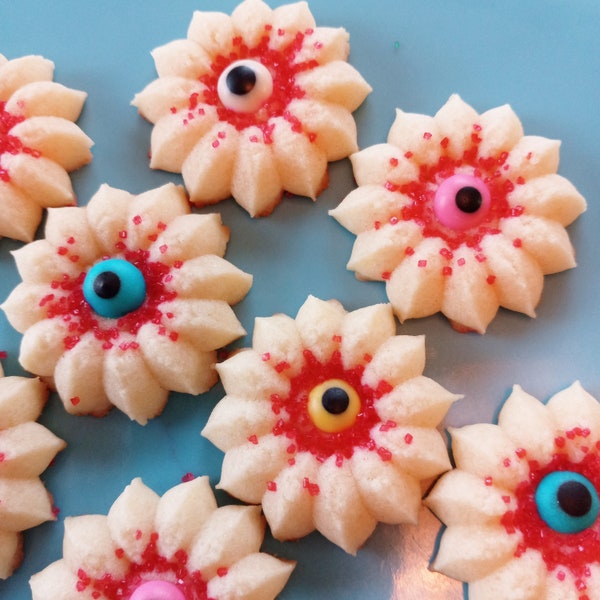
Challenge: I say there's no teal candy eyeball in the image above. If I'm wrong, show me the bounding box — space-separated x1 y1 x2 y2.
535 470 599 534
83 258 146 318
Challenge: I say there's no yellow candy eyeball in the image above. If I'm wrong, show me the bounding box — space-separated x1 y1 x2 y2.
307 378 361 433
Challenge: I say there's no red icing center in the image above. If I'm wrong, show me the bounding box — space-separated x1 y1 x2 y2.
501 435 600 596
75 533 214 600
0 100 40 182
270 349 392 465
41 230 179 351
388 128 525 250
194 26 318 142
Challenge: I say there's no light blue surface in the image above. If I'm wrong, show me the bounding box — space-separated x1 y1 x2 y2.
1 1 599 598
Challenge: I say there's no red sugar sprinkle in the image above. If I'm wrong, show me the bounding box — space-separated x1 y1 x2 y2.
286 443 296 454
513 238 523 248
275 361 290 373
332 335 342 343
67 236 75 245
181 472 195 482
262 352 271 361
557 571 566 581
417 259 427 268
374 220 381 230
70 396 81 406
57 246 68 256
515 447 527 458
363 353 373 363
0 453 5 462
132 215 142 225
440 137 449 148
115 548 125 559
381 271 391 280
457 257 466 266
302 477 320 496
267 481 277 492
486 275 496 285
503 457 511 467
484 476 493 486
404 433 413 444
379 420 397 432
404 151 413 159
389 157 399 167
502 495 511 504
377 447 393 461
405 246 415 256
440 247 453 260
248 434 258 445
0 351 7 360
442 266 453 276
211 139 220 148
423 132 432 140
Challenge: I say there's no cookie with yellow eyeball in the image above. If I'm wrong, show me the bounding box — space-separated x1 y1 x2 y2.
202 295 460 554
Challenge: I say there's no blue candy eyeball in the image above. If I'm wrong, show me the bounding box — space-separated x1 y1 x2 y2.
535 470 599 534
217 59 273 113
83 258 146 318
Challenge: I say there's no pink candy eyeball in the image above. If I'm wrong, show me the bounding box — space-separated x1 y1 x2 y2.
433 173 491 230
129 580 186 600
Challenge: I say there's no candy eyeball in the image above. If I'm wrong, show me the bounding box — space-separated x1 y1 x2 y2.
535 470 600 534
217 59 274 113
433 173 492 230
129 580 186 600
307 378 361 433
83 258 146 319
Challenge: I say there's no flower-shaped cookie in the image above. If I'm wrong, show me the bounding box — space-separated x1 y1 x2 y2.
202 295 459 554
30 477 295 600
132 0 371 217
426 382 600 599
0 54 92 242
0 364 65 579
330 94 587 333
1 183 252 424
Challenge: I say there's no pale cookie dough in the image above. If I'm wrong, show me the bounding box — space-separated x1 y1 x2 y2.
132 0 371 217
2 183 252 424
426 382 600 599
202 295 459 554
330 94 587 333
0 364 65 579
0 54 92 242
30 476 295 600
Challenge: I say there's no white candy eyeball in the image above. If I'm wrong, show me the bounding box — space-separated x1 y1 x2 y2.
217 59 273 113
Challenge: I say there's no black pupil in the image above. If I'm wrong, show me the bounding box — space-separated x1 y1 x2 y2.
93 271 121 299
455 186 483 213
226 65 257 96
321 387 350 415
557 480 593 517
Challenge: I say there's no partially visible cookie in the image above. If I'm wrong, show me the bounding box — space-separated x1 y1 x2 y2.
0 54 92 242
0 363 65 579
30 477 295 600
330 94 586 333
133 0 371 217
426 382 600 599
2 182 252 424
203 295 459 554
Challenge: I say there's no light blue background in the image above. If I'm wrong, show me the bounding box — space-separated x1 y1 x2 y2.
1 1 599 598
